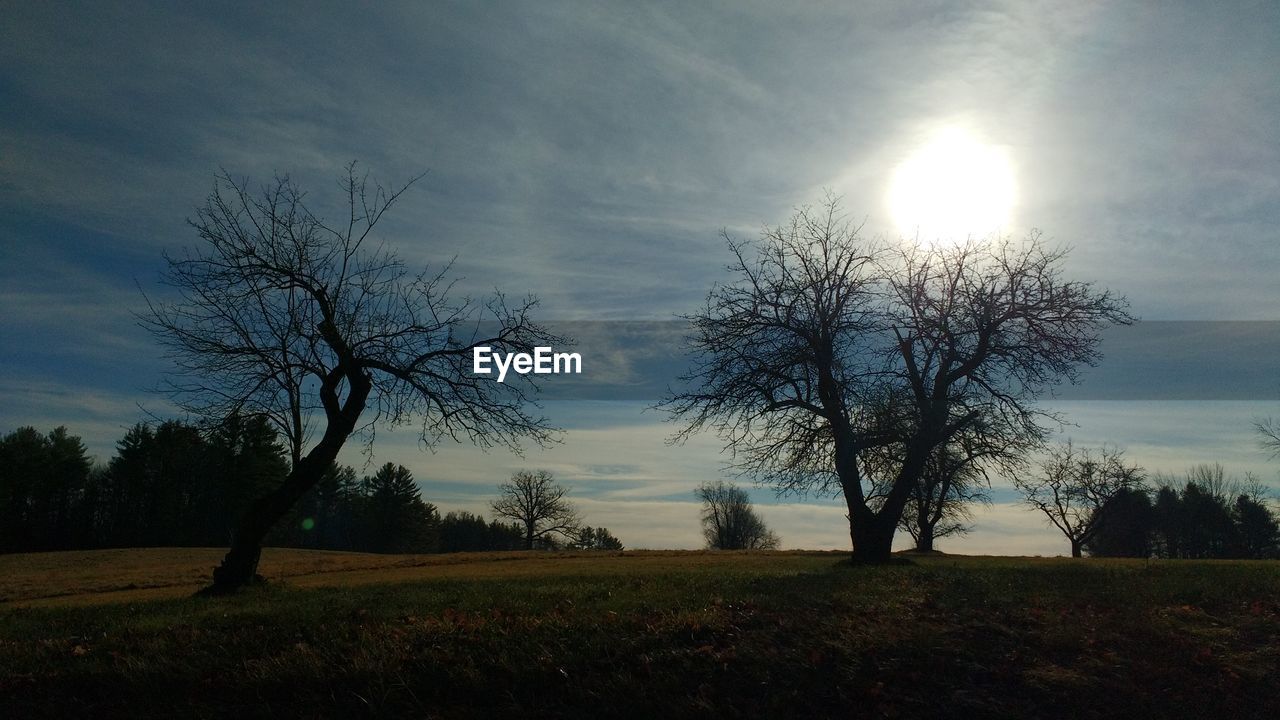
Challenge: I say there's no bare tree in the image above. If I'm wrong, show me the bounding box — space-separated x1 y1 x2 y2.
860 421 1030 553
1156 464 1267 504
142 165 562 593
1016 442 1144 557
695 480 780 550
893 441 991 552
1257 417 1280 460
662 197 1131 561
1185 463 1243 504
490 470 580 550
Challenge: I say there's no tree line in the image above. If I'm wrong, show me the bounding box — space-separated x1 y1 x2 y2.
1082 467 1278 560
0 420 619 556
1017 443 1279 559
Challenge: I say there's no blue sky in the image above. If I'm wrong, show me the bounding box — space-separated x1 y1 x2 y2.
2 1 1279 553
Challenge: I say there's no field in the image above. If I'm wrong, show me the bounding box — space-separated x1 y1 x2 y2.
2 549 1279 718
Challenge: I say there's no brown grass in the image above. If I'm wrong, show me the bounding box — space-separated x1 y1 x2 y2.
2 549 1277 717
0 547 845 607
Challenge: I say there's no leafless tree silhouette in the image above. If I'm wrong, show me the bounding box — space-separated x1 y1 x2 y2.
142 164 563 592
1016 442 1144 557
662 197 1132 561
490 470 580 549
695 480 780 550
1257 417 1280 460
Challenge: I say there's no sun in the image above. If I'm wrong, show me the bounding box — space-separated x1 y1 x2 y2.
887 127 1015 242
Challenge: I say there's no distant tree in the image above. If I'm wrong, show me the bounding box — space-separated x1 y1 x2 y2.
1231 494 1280 559
438 511 490 552
696 480 780 550
98 423 156 547
141 165 562 592
1016 442 1143 557
95 418 282 549
1184 464 1244 506
149 421 213 545
1150 484 1184 558
1083 486 1154 558
1240 473 1272 506
274 462 358 550
437 511 524 552
1177 482 1237 559
100 421 212 547
0 427 45 550
490 470 580 550
37 427 93 549
360 463 440 553
1147 467 1279 559
486 518 526 551
77 462 111 547
875 433 1012 552
1257 416 1280 459
661 198 1131 562
203 414 290 545
570 526 624 551
0 426 92 552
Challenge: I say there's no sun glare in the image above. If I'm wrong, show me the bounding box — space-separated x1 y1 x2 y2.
887 127 1015 243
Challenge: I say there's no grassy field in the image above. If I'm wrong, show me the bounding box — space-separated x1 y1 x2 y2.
2 549 1278 718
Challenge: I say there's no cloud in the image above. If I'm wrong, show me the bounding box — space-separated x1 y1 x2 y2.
943 502 1071 557
0 378 176 461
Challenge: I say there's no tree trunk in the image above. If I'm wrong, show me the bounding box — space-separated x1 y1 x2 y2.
850 434 933 563
1070 539 1082 558
205 444 343 594
915 526 935 553
846 497 897 563
850 516 896 562
203 374 369 595
842 477 902 563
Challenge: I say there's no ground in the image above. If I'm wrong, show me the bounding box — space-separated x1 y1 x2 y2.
1 548 1278 718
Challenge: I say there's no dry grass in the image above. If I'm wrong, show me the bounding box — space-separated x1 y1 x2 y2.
0 547 843 606
2 549 1278 718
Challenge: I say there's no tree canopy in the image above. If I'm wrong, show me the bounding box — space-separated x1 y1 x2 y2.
491 470 581 550
695 480 780 550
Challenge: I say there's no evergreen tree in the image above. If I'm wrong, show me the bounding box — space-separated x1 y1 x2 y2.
1083 486 1154 558
0 426 92 552
1178 482 1235 558
487 518 526 550
1231 494 1280 559
1151 485 1183 558
279 463 363 551
149 421 211 546
438 511 524 552
101 423 157 547
360 463 440 553
205 414 289 546
439 511 490 552
569 526 624 550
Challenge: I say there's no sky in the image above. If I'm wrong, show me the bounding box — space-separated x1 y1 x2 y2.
2 1 1279 554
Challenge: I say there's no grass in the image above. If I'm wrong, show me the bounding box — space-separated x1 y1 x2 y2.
1 549 1278 718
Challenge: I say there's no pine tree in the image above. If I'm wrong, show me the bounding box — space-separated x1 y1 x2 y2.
360 463 440 553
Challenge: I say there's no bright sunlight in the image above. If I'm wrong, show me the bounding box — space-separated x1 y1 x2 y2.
887 127 1015 242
